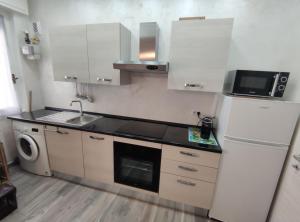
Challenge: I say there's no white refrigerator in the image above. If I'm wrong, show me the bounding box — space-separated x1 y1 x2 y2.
209 96 300 222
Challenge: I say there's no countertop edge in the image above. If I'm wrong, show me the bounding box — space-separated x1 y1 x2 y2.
7 112 222 154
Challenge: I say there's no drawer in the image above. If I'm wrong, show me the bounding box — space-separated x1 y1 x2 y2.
162 145 220 168
159 172 215 209
161 158 218 183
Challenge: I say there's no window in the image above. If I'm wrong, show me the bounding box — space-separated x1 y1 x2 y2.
0 16 19 116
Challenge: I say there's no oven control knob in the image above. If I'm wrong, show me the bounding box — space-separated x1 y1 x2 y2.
280 76 288 83
278 85 285 91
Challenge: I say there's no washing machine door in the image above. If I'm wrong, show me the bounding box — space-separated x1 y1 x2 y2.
16 134 39 162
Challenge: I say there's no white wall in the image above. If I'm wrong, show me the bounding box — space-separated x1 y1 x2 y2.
27 0 300 126
0 6 43 162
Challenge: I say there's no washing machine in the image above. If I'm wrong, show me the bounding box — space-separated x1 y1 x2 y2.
13 121 52 176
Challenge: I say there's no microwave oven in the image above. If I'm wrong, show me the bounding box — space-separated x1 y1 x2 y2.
224 70 289 97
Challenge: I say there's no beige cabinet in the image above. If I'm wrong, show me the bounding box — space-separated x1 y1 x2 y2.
49 23 131 85
162 144 220 168
168 18 233 92
160 172 215 209
44 126 84 177
49 25 90 82
82 132 114 184
159 144 221 209
87 23 131 85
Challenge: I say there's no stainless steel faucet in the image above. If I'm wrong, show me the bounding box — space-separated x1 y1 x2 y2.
70 100 83 116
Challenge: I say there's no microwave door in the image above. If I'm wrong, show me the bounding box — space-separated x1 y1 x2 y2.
233 72 277 96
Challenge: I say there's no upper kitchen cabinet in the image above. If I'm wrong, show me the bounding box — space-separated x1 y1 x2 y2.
0 0 28 15
87 23 131 85
168 18 233 92
49 23 131 85
49 25 90 83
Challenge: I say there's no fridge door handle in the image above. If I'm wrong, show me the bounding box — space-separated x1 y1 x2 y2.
293 154 300 162
271 73 280 96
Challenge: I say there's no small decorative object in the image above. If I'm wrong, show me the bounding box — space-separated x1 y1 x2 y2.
24 31 31 44
188 127 218 146
21 22 42 60
201 116 213 140
21 44 40 60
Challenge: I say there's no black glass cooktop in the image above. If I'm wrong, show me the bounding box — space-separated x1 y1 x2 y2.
116 120 168 139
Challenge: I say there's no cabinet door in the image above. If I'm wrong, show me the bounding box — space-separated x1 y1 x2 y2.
168 18 233 92
225 97 299 145
87 23 122 85
210 139 287 222
82 132 113 184
270 125 300 222
45 126 84 177
49 25 89 82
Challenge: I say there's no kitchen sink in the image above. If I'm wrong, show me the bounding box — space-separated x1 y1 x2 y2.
66 114 100 126
37 112 101 126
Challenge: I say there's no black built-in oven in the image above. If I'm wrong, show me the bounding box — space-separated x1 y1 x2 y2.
114 141 161 193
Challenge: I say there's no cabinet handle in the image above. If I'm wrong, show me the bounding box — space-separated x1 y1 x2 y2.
184 83 203 88
64 76 77 80
177 179 196 187
89 135 104 140
57 130 69 135
293 154 300 162
179 151 198 157
44 128 69 135
178 165 198 172
97 77 112 82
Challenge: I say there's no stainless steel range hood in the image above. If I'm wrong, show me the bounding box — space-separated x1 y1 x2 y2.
113 22 169 74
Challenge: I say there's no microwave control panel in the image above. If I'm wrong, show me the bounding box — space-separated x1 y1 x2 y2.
274 72 289 97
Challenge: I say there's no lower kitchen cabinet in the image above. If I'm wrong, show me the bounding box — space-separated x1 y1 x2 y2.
161 158 218 183
159 172 215 209
160 144 221 209
44 126 84 177
82 132 114 184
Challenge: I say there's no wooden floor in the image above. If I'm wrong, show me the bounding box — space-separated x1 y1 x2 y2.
3 167 213 222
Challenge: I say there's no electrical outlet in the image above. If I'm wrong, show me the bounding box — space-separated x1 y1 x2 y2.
192 111 201 117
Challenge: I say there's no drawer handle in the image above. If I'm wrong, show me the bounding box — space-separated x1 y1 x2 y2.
89 135 104 140
184 83 203 88
177 179 196 187
96 77 112 82
57 130 69 135
178 165 198 172
44 128 69 135
179 151 198 157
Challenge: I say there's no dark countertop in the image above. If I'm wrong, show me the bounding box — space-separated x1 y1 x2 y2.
7 108 222 153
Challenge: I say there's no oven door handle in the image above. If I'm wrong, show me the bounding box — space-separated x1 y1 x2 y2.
271 73 280 96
